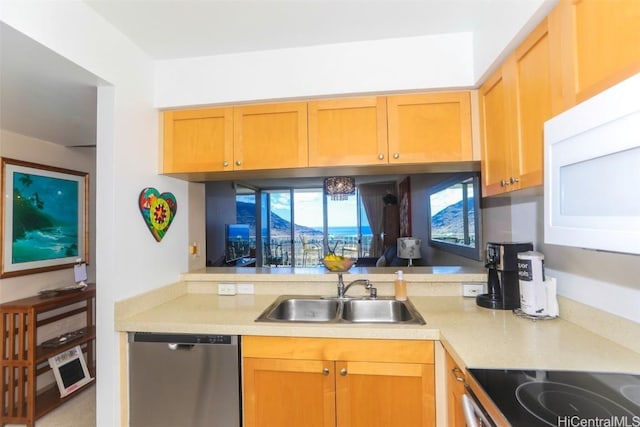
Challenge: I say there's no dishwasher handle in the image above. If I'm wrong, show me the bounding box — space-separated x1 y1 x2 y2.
168 343 195 351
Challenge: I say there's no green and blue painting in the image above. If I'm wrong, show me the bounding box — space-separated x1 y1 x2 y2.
11 172 79 263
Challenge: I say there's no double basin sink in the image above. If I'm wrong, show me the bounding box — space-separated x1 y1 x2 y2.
255 295 425 325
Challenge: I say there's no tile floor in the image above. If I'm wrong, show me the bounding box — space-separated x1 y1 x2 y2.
6 385 96 427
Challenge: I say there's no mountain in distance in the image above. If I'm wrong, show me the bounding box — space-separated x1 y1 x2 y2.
431 197 474 238
237 199 471 240
236 201 322 237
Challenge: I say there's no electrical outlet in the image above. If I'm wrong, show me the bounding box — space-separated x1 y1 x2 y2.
236 283 254 294
463 283 484 297
218 283 236 295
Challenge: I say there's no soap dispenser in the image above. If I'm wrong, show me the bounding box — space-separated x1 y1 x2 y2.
394 270 407 301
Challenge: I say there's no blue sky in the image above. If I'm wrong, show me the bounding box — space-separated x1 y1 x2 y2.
238 190 360 228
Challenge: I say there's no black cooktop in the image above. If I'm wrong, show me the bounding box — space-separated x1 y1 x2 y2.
468 369 640 427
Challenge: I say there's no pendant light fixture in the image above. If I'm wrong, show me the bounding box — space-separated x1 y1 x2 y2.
323 176 356 201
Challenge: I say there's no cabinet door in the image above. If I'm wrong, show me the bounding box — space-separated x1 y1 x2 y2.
243 357 335 427
555 0 640 106
445 353 466 427
387 92 472 164
479 69 512 196
233 102 308 170
507 17 554 191
162 108 233 173
335 361 435 427
481 18 555 197
308 97 388 167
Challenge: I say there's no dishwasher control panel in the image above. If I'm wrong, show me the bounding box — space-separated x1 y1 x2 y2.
131 332 237 345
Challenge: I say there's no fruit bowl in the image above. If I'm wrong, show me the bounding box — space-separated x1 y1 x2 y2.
323 256 355 272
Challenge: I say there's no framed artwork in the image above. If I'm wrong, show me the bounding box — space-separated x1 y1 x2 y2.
1 158 89 278
399 176 412 237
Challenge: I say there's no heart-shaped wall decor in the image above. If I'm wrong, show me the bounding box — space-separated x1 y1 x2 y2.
138 187 177 242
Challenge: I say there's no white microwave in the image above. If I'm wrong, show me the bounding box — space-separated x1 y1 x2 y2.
544 73 640 255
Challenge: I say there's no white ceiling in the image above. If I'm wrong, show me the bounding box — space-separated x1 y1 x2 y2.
1 0 545 147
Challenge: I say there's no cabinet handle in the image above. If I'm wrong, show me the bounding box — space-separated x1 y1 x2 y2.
451 367 465 383
500 179 510 187
235 160 242 166
378 153 385 160
223 161 229 167
510 176 520 184
322 368 330 376
340 368 347 376
393 152 400 159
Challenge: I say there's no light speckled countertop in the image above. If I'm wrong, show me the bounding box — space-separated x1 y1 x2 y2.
115 268 640 373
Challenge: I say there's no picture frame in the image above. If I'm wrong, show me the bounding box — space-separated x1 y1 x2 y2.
399 176 412 237
1 158 89 278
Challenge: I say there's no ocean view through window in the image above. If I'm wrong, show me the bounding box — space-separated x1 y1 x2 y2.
236 187 372 267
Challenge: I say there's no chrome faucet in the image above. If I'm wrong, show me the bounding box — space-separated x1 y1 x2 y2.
337 277 377 299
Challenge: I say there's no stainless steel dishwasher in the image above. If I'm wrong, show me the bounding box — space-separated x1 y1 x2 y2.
129 332 241 427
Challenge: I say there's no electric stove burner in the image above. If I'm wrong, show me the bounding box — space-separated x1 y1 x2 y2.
621 384 640 406
516 381 637 426
467 369 640 427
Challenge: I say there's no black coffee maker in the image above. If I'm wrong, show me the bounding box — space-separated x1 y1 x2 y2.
477 242 533 310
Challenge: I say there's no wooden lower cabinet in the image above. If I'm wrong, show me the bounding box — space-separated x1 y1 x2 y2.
445 352 466 427
242 336 435 427
243 357 336 427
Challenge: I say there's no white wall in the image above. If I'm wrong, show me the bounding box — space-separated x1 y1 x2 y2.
1 3 190 426
0 130 97 302
508 192 640 324
472 0 557 83
154 33 474 108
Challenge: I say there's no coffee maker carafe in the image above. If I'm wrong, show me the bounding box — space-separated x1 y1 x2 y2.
477 242 533 310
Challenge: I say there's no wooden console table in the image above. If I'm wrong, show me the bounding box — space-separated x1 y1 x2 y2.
1 284 96 427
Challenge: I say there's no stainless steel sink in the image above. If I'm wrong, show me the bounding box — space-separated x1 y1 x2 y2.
341 298 422 323
257 297 340 322
255 295 425 325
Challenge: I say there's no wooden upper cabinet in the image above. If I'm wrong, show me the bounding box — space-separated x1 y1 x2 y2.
480 69 512 197
233 102 308 171
308 97 388 167
554 0 640 107
162 108 233 173
508 17 554 191
480 18 554 197
387 92 472 164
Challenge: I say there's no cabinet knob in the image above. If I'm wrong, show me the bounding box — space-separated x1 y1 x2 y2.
323 368 330 376
235 160 242 167
223 161 229 167
510 176 520 184
378 153 385 160
393 152 400 159
500 179 509 187
340 368 347 376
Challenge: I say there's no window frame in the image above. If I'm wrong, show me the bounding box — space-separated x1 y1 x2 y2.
426 173 482 261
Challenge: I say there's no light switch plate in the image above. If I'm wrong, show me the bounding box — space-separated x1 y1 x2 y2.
463 283 484 297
